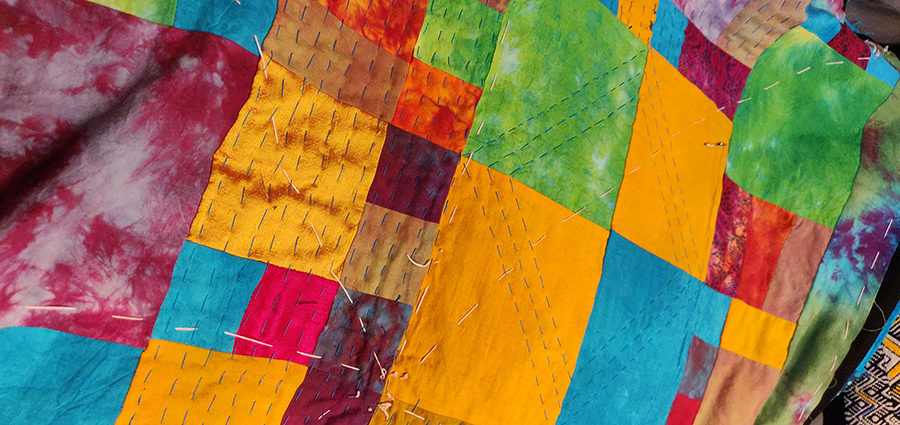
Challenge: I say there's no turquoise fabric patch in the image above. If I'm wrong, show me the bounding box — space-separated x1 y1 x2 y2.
557 232 731 425
650 0 688 68
174 0 277 54
800 6 842 43
151 241 268 352
0 327 141 424
867 51 900 87
599 0 618 16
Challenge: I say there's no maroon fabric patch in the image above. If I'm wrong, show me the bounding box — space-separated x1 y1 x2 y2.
676 335 718 400
366 124 460 223
677 22 751 119
233 266 339 366
0 0 256 347
827 24 871 69
704 175 752 296
280 368 383 425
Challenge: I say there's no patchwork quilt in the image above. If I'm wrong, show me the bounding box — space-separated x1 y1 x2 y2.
1 0 900 423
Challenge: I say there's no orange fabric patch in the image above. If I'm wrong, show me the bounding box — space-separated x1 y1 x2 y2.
735 197 795 308
116 339 306 425
391 59 482 153
719 298 796 370
187 60 386 277
617 0 659 44
611 49 730 281
692 348 781 424
383 160 609 424
312 0 427 62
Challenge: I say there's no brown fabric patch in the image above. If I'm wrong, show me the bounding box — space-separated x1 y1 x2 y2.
263 0 409 120
714 0 811 67
479 0 509 13
761 215 833 322
341 203 437 304
692 348 781 425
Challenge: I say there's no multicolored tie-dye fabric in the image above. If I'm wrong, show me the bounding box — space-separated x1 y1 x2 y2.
2 0 900 424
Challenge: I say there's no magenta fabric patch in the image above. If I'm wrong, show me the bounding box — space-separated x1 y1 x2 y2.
705 175 751 296
365 124 460 223
233 266 339 366
0 0 257 347
677 22 751 119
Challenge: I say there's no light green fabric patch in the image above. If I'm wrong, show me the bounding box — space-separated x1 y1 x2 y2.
89 0 177 25
725 27 892 228
413 0 502 87
463 0 647 229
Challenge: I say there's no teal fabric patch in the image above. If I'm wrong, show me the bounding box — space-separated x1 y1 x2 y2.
0 327 142 424
726 27 892 227
867 51 900 87
151 241 268 352
650 0 688 68
800 5 842 43
174 0 277 54
557 232 730 425
413 0 502 87
464 0 647 229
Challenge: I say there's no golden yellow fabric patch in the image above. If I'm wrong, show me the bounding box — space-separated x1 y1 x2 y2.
187 59 387 276
611 49 730 282
382 160 609 425
617 0 659 44
115 339 306 425
719 298 797 370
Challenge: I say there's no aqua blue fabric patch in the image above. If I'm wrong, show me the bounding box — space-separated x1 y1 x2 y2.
174 0 277 54
866 51 900 87
800 6 842 43
557 232 731 425
151 241 267 352
0 327 142 425
598 0 618 17
649 0 688 68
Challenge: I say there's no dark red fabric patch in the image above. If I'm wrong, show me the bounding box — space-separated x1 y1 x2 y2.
677 22 751 119
665 393 702 425
736 198 796 308
233 266 339 366
280 368 383 425
366 124 460 223
704 175 752 296
827 24 871 69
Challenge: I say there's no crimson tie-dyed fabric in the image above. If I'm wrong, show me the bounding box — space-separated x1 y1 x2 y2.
1 0 899 424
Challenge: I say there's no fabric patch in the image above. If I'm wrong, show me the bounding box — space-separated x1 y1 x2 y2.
678 22 751 119
826 24 871 69
840 315 900 424
650 0 690 68
115 339 306 424
87 0 176 25
310 0 428 62
692 348 781 424
369 397 476 424
611 49 729 281
672 0 751 42
174 0 277 54
719 298 795 370
755 62 900 424
0 327 141 425
413 0 501 87
704 175 752 296
715 0 812 68
280 368 383 424
0 0 257 348
386 160 609 424
725 27 893 228
341 203 438 304
366 124 461 222
677 336 719 400
665 393 703 425
617 0 660 44
391 59 483 153
800 4 842 43
761 216 832 322
232 266 339 366
867 51 900 88
558 232 731 425
478 0 508 13
735 197 796 308
187 60 387 277
262 0 409 121
464 0 648 229
151 241 268 353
